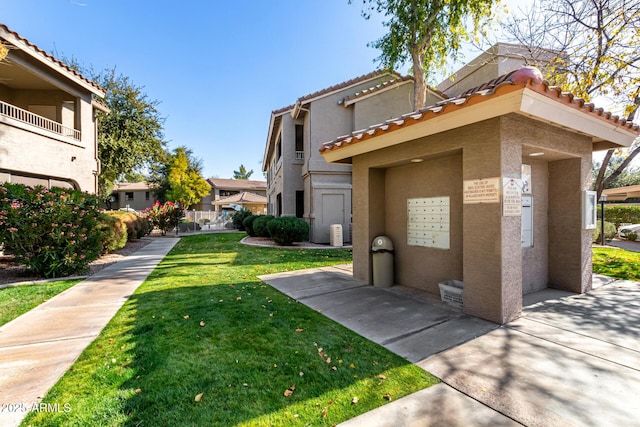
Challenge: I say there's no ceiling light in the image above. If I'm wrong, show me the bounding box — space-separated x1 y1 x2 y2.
529 152 544 157
411 158 424 163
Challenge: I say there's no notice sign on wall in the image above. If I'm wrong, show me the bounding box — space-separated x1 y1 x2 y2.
463 177 500 204
503 178 523 216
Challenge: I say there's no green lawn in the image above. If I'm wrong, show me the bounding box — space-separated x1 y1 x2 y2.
22 233 438 426
592 246 640 281
0 279 81 327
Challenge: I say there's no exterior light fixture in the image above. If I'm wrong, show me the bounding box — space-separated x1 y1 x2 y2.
529 152 544 157
411 158 424 163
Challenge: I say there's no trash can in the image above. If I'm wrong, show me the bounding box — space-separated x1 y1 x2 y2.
371 236 394 287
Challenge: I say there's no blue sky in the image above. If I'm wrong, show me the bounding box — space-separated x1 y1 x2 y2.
3 0 527 180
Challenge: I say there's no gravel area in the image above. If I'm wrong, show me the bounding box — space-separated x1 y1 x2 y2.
0 238 155 286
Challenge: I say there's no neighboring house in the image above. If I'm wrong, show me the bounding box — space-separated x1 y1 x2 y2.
213 191 267 215
262 70 446 244
320 66 640 324
109 181 157 211
196 178 267 212
0 24 108 193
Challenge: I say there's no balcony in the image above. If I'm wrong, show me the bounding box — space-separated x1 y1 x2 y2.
0 100 81 141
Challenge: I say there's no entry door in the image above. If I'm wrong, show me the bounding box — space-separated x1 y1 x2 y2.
322 193 345 226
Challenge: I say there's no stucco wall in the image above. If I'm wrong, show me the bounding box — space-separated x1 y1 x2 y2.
0 122 97 192
353 83 414 131
350 114 593 324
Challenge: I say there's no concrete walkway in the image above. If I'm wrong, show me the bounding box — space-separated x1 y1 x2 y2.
0 238 178 427
260 267 640 426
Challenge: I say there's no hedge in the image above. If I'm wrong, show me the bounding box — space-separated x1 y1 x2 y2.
599 205 640 228
253 215 275 238
267 216 309 245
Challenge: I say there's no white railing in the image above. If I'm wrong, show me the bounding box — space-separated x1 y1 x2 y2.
295 151 304 161
0 100 81 141
180 210 234 232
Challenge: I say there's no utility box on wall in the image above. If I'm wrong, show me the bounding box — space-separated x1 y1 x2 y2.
330 224 343 247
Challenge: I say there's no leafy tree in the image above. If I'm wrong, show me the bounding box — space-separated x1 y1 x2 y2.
593 155 640 190
496 0 640 197
92 68 167 199
352 0 497 109
233 164 254 180
156 146 210 208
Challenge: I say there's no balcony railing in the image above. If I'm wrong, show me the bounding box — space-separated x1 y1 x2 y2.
0 100 81 141
295 151 304 161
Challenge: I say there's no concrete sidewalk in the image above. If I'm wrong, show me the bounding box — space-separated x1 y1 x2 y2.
0 237 178 427
260 266 640 426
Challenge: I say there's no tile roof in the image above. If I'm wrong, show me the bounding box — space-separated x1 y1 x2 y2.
113 182 155 191
341 76 447 105
207 178 266 190
271 69 407 114
213 191 267 204
0 23 105 94
320 67 640 155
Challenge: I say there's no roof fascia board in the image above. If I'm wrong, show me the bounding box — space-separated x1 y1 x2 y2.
1 28 105 97
322 89 524 163
519 88 637 147
299 74 400 106
262 111 287 170
343 80 414 107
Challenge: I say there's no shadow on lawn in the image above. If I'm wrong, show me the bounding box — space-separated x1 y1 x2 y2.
118 281 426 426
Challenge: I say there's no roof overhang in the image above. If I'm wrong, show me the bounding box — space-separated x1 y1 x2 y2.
262 109 290 171
321 83 639 164
602 184 640 201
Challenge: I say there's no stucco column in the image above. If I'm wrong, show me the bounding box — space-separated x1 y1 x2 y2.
462 129 523 324
548 157 593 293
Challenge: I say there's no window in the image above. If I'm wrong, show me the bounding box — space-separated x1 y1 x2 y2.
125 192 134 201
295 125 303 152
145 191 150 201
276 134 282 160
220 190 239 197
296 191 304 218
276 193 282 217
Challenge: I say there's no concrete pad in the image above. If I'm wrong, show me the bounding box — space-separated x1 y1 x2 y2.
387 316 497 363
295 286 459 345
419 326 640 427
507 317 640 370
259 268 367 300
338 383 521 427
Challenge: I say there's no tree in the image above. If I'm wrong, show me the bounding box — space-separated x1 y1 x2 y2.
352 0 498 110
92 68 167 199
233 164 254 180
153 146 210 208
496 0 640 197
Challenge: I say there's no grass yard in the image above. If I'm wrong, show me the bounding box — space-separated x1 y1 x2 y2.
592 246 640 281
22 233 438 426
0 279 81 327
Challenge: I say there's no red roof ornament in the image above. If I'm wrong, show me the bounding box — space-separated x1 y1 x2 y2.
511 67 544 85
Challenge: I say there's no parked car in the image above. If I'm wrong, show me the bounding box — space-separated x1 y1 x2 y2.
619 224 640 239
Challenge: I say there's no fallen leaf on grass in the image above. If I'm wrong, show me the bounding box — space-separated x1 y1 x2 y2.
321 407 328 418
183 315 190 319
199 321 205 327
349 363 356 369
383 393 392 401
378 374 387 380
295 328 304 332
284 389 293 397
135 388 141 394
194 392 203 402
236 296 242 301
351 396 359 404
269 313 274 317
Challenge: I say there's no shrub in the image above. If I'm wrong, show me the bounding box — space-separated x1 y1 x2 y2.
178 222 201 232
142 201 185 235
592 220 617 243
253 215 275 238
97 213 128 253
0 183 103 278
267 216 309 246
601 205 640 229
106 211 151 240
232 209 253 231
243 214 258 237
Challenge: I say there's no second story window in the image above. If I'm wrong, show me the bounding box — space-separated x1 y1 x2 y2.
276 134 282 160
145 191 150 201
295 125 303 152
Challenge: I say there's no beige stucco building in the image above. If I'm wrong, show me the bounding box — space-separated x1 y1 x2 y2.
321 67 639 324
263 70 445 244
196 178 267 212
0 24 107 193
109 182 157 211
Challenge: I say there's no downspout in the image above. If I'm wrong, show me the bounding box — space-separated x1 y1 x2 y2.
298 107 313 242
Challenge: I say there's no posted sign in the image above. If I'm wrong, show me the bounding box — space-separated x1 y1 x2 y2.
463 177 501 204
503 178 523 216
